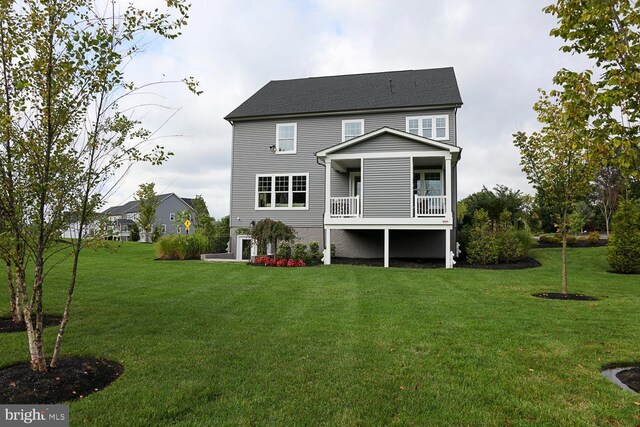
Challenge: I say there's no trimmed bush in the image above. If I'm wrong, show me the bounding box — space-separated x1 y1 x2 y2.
587 231 600 245
608 199 640 274
308 241 321 260
539 235 560 244
292 243 307 260
156 234 209 260
276 242 291 259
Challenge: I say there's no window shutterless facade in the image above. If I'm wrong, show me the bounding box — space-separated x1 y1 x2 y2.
342 119 364 141
406 115 449 140
256 174 309 209
276 123 297 154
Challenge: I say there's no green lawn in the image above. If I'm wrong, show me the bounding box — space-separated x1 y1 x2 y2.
1 244 638 426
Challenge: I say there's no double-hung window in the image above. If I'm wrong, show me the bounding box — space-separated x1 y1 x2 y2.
406 115 449 140
256 174 308 209
276 123 297 154
342 119 364 141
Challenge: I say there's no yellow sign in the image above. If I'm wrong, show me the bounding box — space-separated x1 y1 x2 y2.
184 219 192 231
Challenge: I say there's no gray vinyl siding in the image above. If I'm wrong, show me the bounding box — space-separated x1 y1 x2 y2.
362 157 411 218
331 168 350 197
230 108 456 228
154 195 194 235
339 133 441 154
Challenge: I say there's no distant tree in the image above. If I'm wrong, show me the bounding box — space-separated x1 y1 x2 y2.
514 80 599 295
191 195 211 228
136 183 160 243
591 166 623 236
130 223 140 242
607 199 640 273
459 185 528 227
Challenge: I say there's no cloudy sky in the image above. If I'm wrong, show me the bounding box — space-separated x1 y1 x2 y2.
109 0 595 219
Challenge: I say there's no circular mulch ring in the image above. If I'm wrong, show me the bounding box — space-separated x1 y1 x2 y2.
601 363 640 394
532 292 598 301
0 357 124 404
0 315 62 334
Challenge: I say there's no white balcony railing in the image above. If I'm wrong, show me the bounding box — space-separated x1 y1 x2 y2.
330 196 360 218
415 195 447 217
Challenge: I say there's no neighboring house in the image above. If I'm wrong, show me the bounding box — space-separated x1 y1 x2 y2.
225 68 463 267
102 193 196 241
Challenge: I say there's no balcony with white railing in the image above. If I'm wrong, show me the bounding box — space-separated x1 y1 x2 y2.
414 195 447 217
329 196 360 218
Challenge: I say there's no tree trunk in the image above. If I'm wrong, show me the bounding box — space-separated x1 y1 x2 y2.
6 260 22 323
15 267 43 371
30 263 47 372
561 232 568 295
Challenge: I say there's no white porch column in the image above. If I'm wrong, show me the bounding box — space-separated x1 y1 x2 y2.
325 159 332 217
384 228 389 268
324 228 331 265
445 155 452 219
445 229 452 269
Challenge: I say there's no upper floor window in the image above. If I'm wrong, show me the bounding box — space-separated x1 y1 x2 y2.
406 115 449 140
342 119 364 141
256 174 308 209
276 123 297 154
169 213 176 221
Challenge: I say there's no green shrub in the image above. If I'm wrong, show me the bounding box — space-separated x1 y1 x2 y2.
276 242 291 259
292 243 307 260
130 222 140 242
608 199 640 274
156 234 209 260
539 235 560 244
308 241 321 259
151 226 163 243
565 235 577 244
466 209 531 264
587 231 600 245
331 243 336 258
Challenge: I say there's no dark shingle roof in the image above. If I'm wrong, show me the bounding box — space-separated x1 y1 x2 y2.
225 68 462 120
103 193 194 215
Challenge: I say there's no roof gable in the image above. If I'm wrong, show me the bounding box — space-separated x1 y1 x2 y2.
226 68 462 121
316 127 461 157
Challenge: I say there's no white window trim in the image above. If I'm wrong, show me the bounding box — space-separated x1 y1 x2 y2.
161 224 167 233
255 173 310 210
349 172 361 197
177 225 182 234
169 213 175 221
405 115 449 140
276 123 297 154
342 119 365 142
413 168 444 196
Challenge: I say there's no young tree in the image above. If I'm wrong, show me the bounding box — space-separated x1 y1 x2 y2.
130 222 140 242
136 183 160 243
0 1 196 372
514 80 599 295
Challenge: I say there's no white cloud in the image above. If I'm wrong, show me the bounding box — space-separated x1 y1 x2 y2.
104 0 596 216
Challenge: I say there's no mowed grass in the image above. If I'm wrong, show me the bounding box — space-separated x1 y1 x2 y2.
1 244 639 426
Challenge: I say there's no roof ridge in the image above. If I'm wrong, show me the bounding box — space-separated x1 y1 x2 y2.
269 67 454 83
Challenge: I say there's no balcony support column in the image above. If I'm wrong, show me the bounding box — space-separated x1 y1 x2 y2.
324 228 331 265
445 156 452 219
445 228 452 269
325 159 332 216
384 228 389 268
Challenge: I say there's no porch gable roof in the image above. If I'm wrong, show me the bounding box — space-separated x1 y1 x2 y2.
315 127 461 158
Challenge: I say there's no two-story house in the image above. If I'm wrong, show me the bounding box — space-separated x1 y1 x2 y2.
225 68 462 268
102 193 196 241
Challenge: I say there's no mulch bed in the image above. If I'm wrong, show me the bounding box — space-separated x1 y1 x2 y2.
456 257 541 270
0 315 62 334
331 257 541 270
532 292 598 301
534 239 607 249
616 368 640 393
0 357 124 404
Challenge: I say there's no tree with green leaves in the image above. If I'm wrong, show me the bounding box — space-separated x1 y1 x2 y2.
514 79 600 295
136 183 160 243
544 0 640 178
591 166 623 236
0 0 197 373
130 222 140 242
